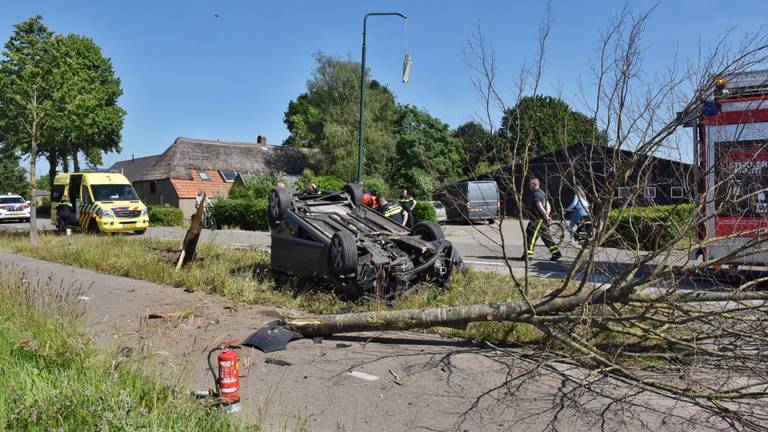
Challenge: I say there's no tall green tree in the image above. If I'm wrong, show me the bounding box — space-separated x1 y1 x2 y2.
498 95 607 157
453 121 501 175
283 52 398 181
0 150 29 197
0 16 125 239
47 33 125 173
0 16 55 239
392 105 463 199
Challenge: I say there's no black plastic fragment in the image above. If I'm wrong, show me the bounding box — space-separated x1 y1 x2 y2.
242 320 302 353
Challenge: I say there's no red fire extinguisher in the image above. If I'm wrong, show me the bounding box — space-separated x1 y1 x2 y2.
208 338 241 404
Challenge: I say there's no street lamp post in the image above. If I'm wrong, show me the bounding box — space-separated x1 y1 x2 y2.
357 12 408 184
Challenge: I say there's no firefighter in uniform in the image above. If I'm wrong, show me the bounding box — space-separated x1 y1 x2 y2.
521 177 561 261
399 188 416 228
379 196 408 226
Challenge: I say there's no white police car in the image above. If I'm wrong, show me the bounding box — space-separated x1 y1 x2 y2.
0 193 31 222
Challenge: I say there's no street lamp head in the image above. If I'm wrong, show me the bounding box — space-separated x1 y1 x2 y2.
402 54 412 83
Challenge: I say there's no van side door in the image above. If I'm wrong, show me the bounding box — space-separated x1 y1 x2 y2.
79 181 96 229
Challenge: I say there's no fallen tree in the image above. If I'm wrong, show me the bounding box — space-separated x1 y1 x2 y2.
282 288 768 337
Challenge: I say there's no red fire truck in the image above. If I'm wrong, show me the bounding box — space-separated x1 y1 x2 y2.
690 70 768 266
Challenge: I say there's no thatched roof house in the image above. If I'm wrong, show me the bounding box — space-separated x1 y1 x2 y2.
110 136 314 218
111 154 162 182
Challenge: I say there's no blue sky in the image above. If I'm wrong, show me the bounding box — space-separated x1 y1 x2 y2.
2 0 766 170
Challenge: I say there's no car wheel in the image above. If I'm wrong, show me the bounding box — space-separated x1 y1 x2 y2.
412 221 445 241
343 183 364 207
328 231 357 276
88 220 101 235
548 221 566 246
268 187 290 227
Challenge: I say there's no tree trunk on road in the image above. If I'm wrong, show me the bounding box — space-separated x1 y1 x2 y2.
283 289 768 337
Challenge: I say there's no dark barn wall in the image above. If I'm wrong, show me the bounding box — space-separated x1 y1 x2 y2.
469 143 693 218
133 180 179 207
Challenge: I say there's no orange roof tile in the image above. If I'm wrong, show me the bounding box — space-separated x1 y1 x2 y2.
171 170 233 199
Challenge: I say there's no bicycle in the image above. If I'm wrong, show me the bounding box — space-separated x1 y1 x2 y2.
548 213 594 247
202 204 217 230
195 199 216 230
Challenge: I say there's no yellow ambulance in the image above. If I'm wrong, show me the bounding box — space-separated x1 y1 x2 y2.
51 172 149 234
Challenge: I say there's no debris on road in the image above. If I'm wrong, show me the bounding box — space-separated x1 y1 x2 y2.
243 319 302 352
336 343 352 348
264 357 292 367
346 371 379 382
388 369 402 385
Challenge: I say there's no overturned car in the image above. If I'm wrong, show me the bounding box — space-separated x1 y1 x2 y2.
267 184 465 300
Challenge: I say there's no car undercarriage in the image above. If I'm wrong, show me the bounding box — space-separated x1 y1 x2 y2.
268 184 465 300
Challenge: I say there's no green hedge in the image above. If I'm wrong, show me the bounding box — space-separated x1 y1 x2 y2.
412 201 437 223
147 205 184 226
228 173 278 200
607 204 694 250
296 169 346 192
211 198 268 231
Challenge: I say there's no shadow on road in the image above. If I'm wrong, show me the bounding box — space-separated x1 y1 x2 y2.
473 254 768 291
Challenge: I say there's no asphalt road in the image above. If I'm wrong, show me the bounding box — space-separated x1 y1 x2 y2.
0 251 728 432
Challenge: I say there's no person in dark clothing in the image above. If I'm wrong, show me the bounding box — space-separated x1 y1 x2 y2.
379 196 407 226
521 177 561 261
399 188 416 227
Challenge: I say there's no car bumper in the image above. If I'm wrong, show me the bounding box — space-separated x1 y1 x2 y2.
0 212 30 220
97 218 149 232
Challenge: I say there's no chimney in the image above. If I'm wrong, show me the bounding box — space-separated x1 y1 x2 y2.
257 135 267 145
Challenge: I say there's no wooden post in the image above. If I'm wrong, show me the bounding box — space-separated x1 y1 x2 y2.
176 193 206 270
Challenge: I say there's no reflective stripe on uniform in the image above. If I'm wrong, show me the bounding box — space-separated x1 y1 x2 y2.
528 220 543 253
384 204 404 218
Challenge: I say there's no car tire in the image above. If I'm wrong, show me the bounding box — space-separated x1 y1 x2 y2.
412 221 445 241
548 221 566 246
328 231 357 276
343 183 364 207
88 220 101 235
268 187 290 226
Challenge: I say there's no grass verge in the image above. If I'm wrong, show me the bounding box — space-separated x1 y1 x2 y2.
0 233 559 344
0 269 247 431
